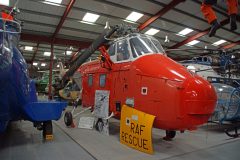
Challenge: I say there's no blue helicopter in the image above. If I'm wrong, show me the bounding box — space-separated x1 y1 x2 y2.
0 9 67 139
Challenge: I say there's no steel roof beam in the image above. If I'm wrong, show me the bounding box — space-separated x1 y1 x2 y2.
52 0 76 42
138 0 185 31
222 40 240 49
169 18 229 49
21 33 91 48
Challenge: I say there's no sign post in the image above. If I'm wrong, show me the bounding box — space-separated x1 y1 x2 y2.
120 105 155 154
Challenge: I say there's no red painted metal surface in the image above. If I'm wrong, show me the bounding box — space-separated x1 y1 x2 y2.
138 0 185 31
21 33 91 48
1 12 13 20
169 18 229 49
222 40 240 49
78 53 217 131
68 48 81 63
48 44 54 100
52 0 76 42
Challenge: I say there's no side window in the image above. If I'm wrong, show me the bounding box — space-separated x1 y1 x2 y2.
108 44 115 56
88 74 93 87
203 57 208 62
116 40 130 61
99 74 106 87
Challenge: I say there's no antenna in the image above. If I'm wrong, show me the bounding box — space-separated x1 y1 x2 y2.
164 35 170 43
104 21 110 29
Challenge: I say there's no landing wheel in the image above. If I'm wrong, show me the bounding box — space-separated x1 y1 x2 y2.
42 121 53 140
64 111 73 127
224 127 240 138
163 130 176 141
95 118 104 132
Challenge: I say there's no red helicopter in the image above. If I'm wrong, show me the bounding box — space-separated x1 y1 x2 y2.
62 25 217 139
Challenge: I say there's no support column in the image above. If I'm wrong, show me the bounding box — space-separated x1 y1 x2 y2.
48 43 54 100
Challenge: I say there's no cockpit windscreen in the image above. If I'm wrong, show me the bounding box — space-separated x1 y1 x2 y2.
129 35 165 58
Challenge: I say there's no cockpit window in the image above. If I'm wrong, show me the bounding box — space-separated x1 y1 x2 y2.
129 36 164 58
116 40 130 61
152 38 165 53
108 43 115 56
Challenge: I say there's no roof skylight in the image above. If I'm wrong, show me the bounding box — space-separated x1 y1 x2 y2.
44 0 62 6
44 52 51 56
125 12 143 22
212 40 227 46
144 28 160 35
41 63 46 67
24 46 33 51
0 0 9 6
177 28 193 36
82 13 100 23
185 40 200 46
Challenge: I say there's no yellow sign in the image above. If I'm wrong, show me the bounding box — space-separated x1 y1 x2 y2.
120 105 155 154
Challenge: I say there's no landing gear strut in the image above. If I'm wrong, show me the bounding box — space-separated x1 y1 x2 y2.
42 121 53 140
163 130 176 141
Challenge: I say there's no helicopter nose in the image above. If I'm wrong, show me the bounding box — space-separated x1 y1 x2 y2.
184 76 217 125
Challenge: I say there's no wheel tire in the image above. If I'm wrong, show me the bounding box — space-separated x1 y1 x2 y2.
64 112 73 127
166 130 176 139
95 118 104 132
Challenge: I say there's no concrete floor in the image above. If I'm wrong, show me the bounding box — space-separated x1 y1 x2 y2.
0 121 95 160
1 106 240 160
56 106 240 160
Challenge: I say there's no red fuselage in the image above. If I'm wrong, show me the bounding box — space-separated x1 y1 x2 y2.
78 54 217 131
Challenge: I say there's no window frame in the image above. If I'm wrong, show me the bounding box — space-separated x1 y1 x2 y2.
99 74 106 87
88 74 93 87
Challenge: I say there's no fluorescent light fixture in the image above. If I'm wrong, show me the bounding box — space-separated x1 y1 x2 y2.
44 52 51 56
79 20 97 25
41 63 46 67
24 46 33 51
144 28 160 35
212 40 226 46
126 12 143 22
66 51 72 55
123 19 138 24
33 62 38 66
0 0 9 6
63 51 73 55
45 0 62 3
186 40 200 46
218 88 223 92
43 0 62 6
82 13 100 23
177 28 193 36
